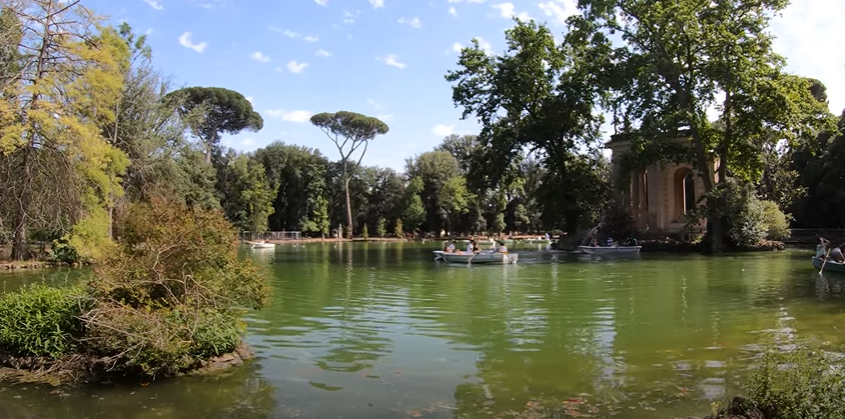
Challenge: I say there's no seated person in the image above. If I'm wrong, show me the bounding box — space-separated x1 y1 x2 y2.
830 244 845 263
445 242 456 253
495 240 508 254
589 237 599 247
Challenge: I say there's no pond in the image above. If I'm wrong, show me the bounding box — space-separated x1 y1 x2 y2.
1 243 844 419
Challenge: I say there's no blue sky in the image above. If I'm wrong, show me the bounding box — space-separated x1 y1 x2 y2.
84 0 845 171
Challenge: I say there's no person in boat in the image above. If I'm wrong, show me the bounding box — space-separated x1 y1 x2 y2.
495 240 508 254
470 240 481 254
830 243 845 263
816 236 830 258
444 241 456 253
589 236 599 247
606 237 616 247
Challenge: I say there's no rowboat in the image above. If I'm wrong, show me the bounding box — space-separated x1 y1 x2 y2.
433 250 445 261
812 257 845 273
247 241 275 249
578 245 642 255
439 251 519 264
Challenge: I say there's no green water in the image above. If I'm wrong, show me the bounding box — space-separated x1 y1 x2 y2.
1 243 844 419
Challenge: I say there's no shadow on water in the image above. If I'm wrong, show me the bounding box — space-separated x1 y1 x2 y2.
2 244 845 418
0 363 279 419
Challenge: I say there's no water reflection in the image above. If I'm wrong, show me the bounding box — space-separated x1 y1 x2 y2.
0 364 277 419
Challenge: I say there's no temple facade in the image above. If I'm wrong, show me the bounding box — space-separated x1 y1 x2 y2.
606 133 716 235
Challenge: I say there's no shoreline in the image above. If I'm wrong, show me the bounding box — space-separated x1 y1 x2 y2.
0 340 256 387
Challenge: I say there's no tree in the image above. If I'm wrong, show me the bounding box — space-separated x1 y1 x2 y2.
570 0 833 251
310 111 389 239
401 177 426 234
165 87 263 164
445 21 609 233
218 153 274 233
0 1 131 260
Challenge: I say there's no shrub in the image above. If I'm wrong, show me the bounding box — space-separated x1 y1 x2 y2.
759 200 791 240
747 344 845 419
0 284 86 358
81 196 269 376
362 224 369 240
376 218 386 238
394 218 403 238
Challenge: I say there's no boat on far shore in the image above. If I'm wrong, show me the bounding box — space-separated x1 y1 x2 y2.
578 245 641 255
813 257 845 273
246 241 275 249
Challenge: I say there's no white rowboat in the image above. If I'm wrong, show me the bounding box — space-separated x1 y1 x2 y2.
578 245 641 255
247 241 275 249
439 251 519 264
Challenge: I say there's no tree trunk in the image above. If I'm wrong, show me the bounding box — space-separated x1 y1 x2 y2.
343 174 353 240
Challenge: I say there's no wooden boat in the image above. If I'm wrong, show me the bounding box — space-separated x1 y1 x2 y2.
439 251 519 264
812 257 845 273
578 245 642 255
247 241 275 249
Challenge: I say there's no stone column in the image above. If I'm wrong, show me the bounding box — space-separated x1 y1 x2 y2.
632 171 641 228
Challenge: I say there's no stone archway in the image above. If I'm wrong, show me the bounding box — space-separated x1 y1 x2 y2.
673 167 696 222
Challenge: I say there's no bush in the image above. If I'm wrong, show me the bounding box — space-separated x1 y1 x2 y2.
362 224 369 240
81 196 269 376
697 179 791 248
760 200 791 240
394 218 403 238
0 284 86 358
747 344 845 419
376 218 386 238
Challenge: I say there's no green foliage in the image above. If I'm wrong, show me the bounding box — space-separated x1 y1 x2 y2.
0 284 86 358
165 86 263 164
394 219 403 238
401 177 426 232
51 238 81 265
760 200 790 240
747 344 845 419
376 218 387 238
218 153 274 232
82 197 269 375
694 180 790 247
445 20 609 232
361 223 369 240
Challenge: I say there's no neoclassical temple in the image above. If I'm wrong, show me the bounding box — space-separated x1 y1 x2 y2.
606 133 715 235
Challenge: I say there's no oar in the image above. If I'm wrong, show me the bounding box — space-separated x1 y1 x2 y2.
820 247 832 275
467 251 476 265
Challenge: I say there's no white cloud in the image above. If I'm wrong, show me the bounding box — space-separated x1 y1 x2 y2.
242 138 256 146
271 27 319 42
538 0 578 25
449 6 457 16
250 51 270 62
314 0 328 5
448 0 486 2
286 60 309 73
142 0 163 10
492 2 531 20
245 96 253 103
452 42 464 53
316 49 332 57
377 114 394 121
177 32 207 53
267 109 313 122
433 124 455 136
368 98 386 111
377 54 406 68
398 17 422 28
451 38 491 54
368 0 384 8
771 0 845 114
